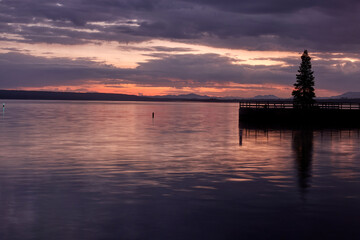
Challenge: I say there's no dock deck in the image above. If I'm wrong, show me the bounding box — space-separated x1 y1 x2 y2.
239 101 360 110
238 101 360 128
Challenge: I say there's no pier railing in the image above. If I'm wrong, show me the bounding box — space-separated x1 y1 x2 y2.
239 101 360 110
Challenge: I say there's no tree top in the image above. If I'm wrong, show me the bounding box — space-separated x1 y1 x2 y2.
303 50 309 57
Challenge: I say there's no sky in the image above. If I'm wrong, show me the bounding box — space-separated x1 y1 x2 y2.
0 0 360 98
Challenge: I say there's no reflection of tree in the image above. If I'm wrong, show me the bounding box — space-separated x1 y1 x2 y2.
292 130 313 195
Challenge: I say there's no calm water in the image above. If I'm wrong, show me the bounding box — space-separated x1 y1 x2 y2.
0 100 360 240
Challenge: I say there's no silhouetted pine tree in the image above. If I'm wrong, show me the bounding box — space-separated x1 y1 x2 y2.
292 50 316 108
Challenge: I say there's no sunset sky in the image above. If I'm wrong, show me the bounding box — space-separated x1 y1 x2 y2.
1 0 360 97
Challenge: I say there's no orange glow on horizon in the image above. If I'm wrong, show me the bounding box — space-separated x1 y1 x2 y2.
17 81 340 98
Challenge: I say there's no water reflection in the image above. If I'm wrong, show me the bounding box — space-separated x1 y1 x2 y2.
292 130 313 197
238 128 243 146
1 100 360 240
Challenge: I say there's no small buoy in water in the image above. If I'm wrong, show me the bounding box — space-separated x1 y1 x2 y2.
152 112 155 118
2 103 4 111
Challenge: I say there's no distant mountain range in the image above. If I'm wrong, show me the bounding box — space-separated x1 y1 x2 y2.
155 93 281 100
252 95 280 100
154 93 213 100
332 92 360 99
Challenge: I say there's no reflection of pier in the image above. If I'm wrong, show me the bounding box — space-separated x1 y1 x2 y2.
238 126 360 199
239 127 360 149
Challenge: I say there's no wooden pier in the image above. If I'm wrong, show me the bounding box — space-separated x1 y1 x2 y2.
239 101 360 110
239 101 360 128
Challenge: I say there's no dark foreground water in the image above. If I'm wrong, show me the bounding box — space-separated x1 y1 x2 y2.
0 100 359 240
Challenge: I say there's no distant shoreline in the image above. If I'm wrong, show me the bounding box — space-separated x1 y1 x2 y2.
0 90 238 103
1 90 360 103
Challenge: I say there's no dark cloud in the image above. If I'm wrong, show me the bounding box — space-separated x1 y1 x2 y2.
134 53 293 86
1 0 360 51
151 46 194 52
313 60 360 92
118 45 194 52
0 52 127 88
181 0 357 14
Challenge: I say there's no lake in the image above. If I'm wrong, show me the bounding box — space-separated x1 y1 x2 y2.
0 100 359 240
